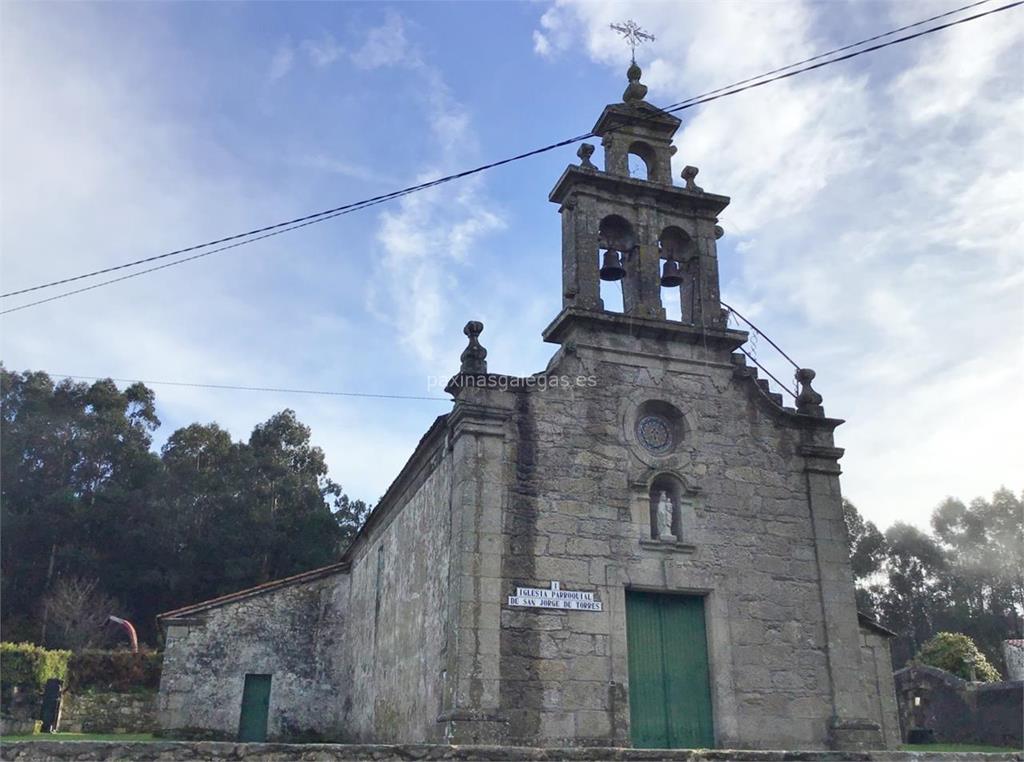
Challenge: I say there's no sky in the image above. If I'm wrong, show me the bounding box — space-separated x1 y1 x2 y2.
1 0 1021 529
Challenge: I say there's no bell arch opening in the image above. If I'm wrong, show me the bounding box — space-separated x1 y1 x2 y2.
597 215 635 313
658 226 696 322
627 140 656 181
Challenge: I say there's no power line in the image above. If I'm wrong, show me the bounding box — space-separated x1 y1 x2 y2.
44 373 450 402
2 0 1018 315
3 0 998 305
652 0 998 114
656 1 1021 115
0 133 589 302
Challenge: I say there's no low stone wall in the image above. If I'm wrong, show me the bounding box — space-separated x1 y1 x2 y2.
895 665 1023 748
0 717 38 736
1 744 1022 762
58 690 156 734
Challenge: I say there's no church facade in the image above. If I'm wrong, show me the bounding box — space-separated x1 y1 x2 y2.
156 67 899 750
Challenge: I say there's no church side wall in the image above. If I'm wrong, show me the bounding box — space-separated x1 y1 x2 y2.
860 628 901 749
494 345 857 749
329 441 453 743
157 573 347 741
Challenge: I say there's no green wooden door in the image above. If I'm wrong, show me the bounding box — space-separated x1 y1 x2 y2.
626 591 714 748
238 673 272 742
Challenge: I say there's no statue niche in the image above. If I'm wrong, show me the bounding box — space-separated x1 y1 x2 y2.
649 475 682 543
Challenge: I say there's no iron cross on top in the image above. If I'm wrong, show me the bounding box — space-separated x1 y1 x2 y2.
610 20 655 62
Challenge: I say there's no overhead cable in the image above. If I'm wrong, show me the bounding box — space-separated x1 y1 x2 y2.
2 0 1018 315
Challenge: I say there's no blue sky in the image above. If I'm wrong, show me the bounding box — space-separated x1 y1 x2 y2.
2 1 1021 525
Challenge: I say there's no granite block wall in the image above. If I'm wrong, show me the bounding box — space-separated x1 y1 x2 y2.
157 573 345 740
487 339 846 749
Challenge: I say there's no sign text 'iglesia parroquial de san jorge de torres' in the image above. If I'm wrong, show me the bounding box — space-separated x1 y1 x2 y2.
507 581 603 611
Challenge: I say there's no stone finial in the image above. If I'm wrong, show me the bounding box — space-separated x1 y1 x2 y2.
681 165 704 192
459 321 487 375
577 143 596 169
795 368 824 416
623 62 648 103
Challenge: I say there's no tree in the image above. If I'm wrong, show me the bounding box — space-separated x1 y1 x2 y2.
245 410 367 580
915 631 1002 682
874 522 949 667
930 488 1023 673
2 368 368 648
842 499 887 615
41 577 120 652
1 369 160 644
157 422 254 605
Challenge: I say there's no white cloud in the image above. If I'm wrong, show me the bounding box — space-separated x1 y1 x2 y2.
352 13 506 367
533 7 572 58
297 153 397 185
0 6 434 505
533 30 551 58
301 33 344 68
532 0 1024 527
268 40 294 81
352 12 411 70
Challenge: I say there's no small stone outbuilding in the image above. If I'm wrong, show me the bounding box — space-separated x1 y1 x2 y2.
158 67 898 750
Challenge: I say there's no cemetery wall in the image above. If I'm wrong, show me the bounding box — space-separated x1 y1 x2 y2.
60 690 156 734
895 664 1023 748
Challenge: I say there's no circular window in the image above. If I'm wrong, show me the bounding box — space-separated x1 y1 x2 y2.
631 399 685 457
636 415 673 454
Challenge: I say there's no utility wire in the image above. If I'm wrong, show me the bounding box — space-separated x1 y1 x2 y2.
652 0 998 114
655 1 1020 115
2 0 1019 315
2 0 999 303
0 134 589 301
45 373 450 402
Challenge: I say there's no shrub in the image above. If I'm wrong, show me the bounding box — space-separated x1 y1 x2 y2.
916 631 1002 682
0 642 71 693
66 650 162 692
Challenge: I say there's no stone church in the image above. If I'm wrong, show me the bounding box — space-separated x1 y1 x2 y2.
156 65 899 750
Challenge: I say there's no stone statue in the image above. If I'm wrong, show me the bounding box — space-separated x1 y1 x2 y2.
656 490 676 542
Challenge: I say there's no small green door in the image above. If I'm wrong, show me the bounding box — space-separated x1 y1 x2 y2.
626 591 714 748
238 673 271 742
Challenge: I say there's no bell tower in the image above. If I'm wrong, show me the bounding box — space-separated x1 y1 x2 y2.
543 63 741 350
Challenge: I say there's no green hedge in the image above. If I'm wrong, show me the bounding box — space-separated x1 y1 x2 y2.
0 643 162 696
67 650 162 692
0 642 71 692
916 631 1002 682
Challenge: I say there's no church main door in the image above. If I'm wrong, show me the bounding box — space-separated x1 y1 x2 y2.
625 591 714 748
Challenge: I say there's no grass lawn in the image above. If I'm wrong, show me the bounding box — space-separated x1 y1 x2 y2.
1 732 155 742
901 743 1021 753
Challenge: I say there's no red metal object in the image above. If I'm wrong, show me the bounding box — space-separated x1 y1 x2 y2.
107 615 138 653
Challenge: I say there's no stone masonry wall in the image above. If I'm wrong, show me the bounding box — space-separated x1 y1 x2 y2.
156 419 453 744
859 629 900 749
895 664 1023 748
328 439 453 743
3 742 1022 762
484 329 877 749
60 690 156 734
1004 640 1024 681
157 573 347 740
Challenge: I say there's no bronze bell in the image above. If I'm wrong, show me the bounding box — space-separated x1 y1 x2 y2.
661 257 683 287
599 250 625 281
